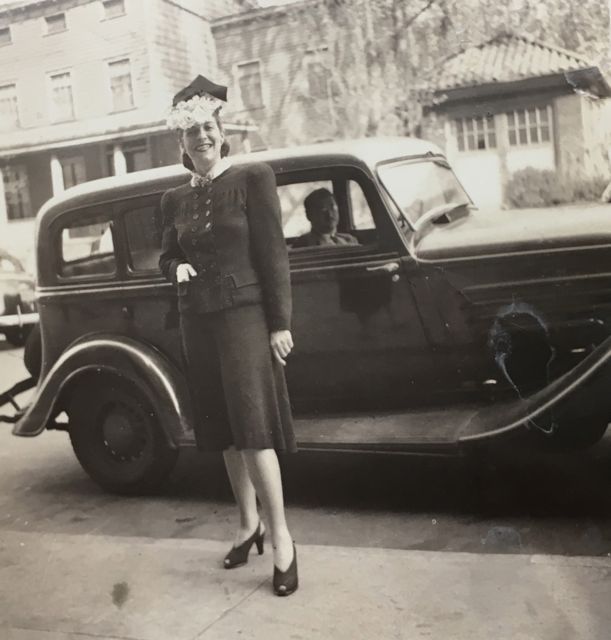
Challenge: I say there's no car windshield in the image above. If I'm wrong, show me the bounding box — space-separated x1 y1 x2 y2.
377 159 471 228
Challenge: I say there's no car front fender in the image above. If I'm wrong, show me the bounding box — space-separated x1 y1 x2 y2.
460 334 611 441
12 333 195 446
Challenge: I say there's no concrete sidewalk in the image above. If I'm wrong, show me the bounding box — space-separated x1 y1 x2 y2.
0 530 610 640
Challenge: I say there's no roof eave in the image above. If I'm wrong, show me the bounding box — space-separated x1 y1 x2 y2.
433 68 611 106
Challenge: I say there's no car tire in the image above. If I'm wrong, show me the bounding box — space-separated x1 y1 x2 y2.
4 325 32 347
68 380 178 495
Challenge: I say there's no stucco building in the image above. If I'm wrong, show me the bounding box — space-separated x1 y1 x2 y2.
0 0 255 265
425 32 611 207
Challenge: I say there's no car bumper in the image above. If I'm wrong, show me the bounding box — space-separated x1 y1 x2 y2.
0 312 38 329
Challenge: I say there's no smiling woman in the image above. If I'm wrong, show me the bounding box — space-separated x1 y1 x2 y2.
159 74 299 597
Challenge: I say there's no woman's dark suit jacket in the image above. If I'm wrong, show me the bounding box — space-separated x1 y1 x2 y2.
158 162 291 332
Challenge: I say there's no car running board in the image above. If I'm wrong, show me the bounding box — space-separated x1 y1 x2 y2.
293 336 611 454
293 407 479 455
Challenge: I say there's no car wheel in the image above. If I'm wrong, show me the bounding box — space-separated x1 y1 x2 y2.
528 417 609 451
4 325 32 347
68 380 178 495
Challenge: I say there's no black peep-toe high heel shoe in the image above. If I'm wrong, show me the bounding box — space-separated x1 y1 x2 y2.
273 543 298 596
223 522 265 569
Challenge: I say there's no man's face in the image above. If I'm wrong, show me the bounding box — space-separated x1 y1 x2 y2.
308 194 339 235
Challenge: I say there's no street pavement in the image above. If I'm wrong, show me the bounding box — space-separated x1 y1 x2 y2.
1 339 611 639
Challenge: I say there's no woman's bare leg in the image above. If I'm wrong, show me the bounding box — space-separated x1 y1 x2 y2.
241 448 293 571
223 447 262 545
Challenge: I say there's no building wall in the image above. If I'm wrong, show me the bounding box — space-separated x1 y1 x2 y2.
213 7 332 149
0 0 150 133
149 0 219 109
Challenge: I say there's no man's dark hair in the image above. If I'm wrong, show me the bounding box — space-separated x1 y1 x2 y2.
304 188 334 218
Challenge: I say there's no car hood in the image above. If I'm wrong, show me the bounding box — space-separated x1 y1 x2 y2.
414 202 611 261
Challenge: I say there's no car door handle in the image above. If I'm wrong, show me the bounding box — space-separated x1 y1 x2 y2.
365 261 400 274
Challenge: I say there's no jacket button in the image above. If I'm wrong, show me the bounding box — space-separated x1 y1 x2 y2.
205 210 210 216
193 213 200 220
205 222 212 230
206 199 211 205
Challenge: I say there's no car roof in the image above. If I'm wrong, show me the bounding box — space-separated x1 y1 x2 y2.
37 136 444 223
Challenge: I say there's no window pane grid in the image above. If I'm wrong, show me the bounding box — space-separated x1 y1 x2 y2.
507 106 551 146
454 115 497 151
3 165 32 220
49 72 74 122
108 59 134 111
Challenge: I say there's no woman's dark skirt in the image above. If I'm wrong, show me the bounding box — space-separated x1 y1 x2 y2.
180 303 297 453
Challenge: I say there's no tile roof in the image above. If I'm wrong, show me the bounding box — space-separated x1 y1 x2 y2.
436 31 593 90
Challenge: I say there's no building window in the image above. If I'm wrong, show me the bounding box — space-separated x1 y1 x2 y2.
108 58 134 111
102 0 126 19
3 165 33 221
237 61 264 110
49 72 75 122
454 115 497 151
45 13 67 34
507 106 551 146
0 84 19 130
305 48 330 99
60 156 87 189
0 27 11 46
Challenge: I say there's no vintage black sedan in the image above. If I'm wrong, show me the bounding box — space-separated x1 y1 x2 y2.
0 248 37 346
10 137 611 493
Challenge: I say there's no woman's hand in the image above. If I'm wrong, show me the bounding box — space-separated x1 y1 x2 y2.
270 330 293 366
176 263 197 283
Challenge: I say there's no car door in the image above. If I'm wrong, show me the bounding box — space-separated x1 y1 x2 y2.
278 166 437 413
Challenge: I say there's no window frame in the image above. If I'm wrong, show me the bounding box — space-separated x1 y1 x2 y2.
506 105 552 147
275 166 400 255
3 164 33 221
0 26 12 46
0 82 20 130
54 207 119 283
454 115 497 152
47 69 76 123
107 57 135 112
304 46 331 100
235 59 265 110
102 0 126 20
44 12 67 35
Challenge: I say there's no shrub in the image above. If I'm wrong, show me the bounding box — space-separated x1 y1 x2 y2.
506 168 609 208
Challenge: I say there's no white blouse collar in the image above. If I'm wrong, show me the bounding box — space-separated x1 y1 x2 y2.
190 157 231 188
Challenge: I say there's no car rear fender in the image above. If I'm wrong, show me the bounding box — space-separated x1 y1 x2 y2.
460 334 611 441
12 333 195 446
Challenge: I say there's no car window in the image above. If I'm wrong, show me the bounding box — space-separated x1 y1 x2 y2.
348 180 375 230
61 215 116 278
124 204 161 272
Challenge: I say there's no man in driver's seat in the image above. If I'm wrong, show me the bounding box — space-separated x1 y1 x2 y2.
292 188 359 248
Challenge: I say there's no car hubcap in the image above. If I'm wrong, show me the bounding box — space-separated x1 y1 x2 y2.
100 403 147 461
